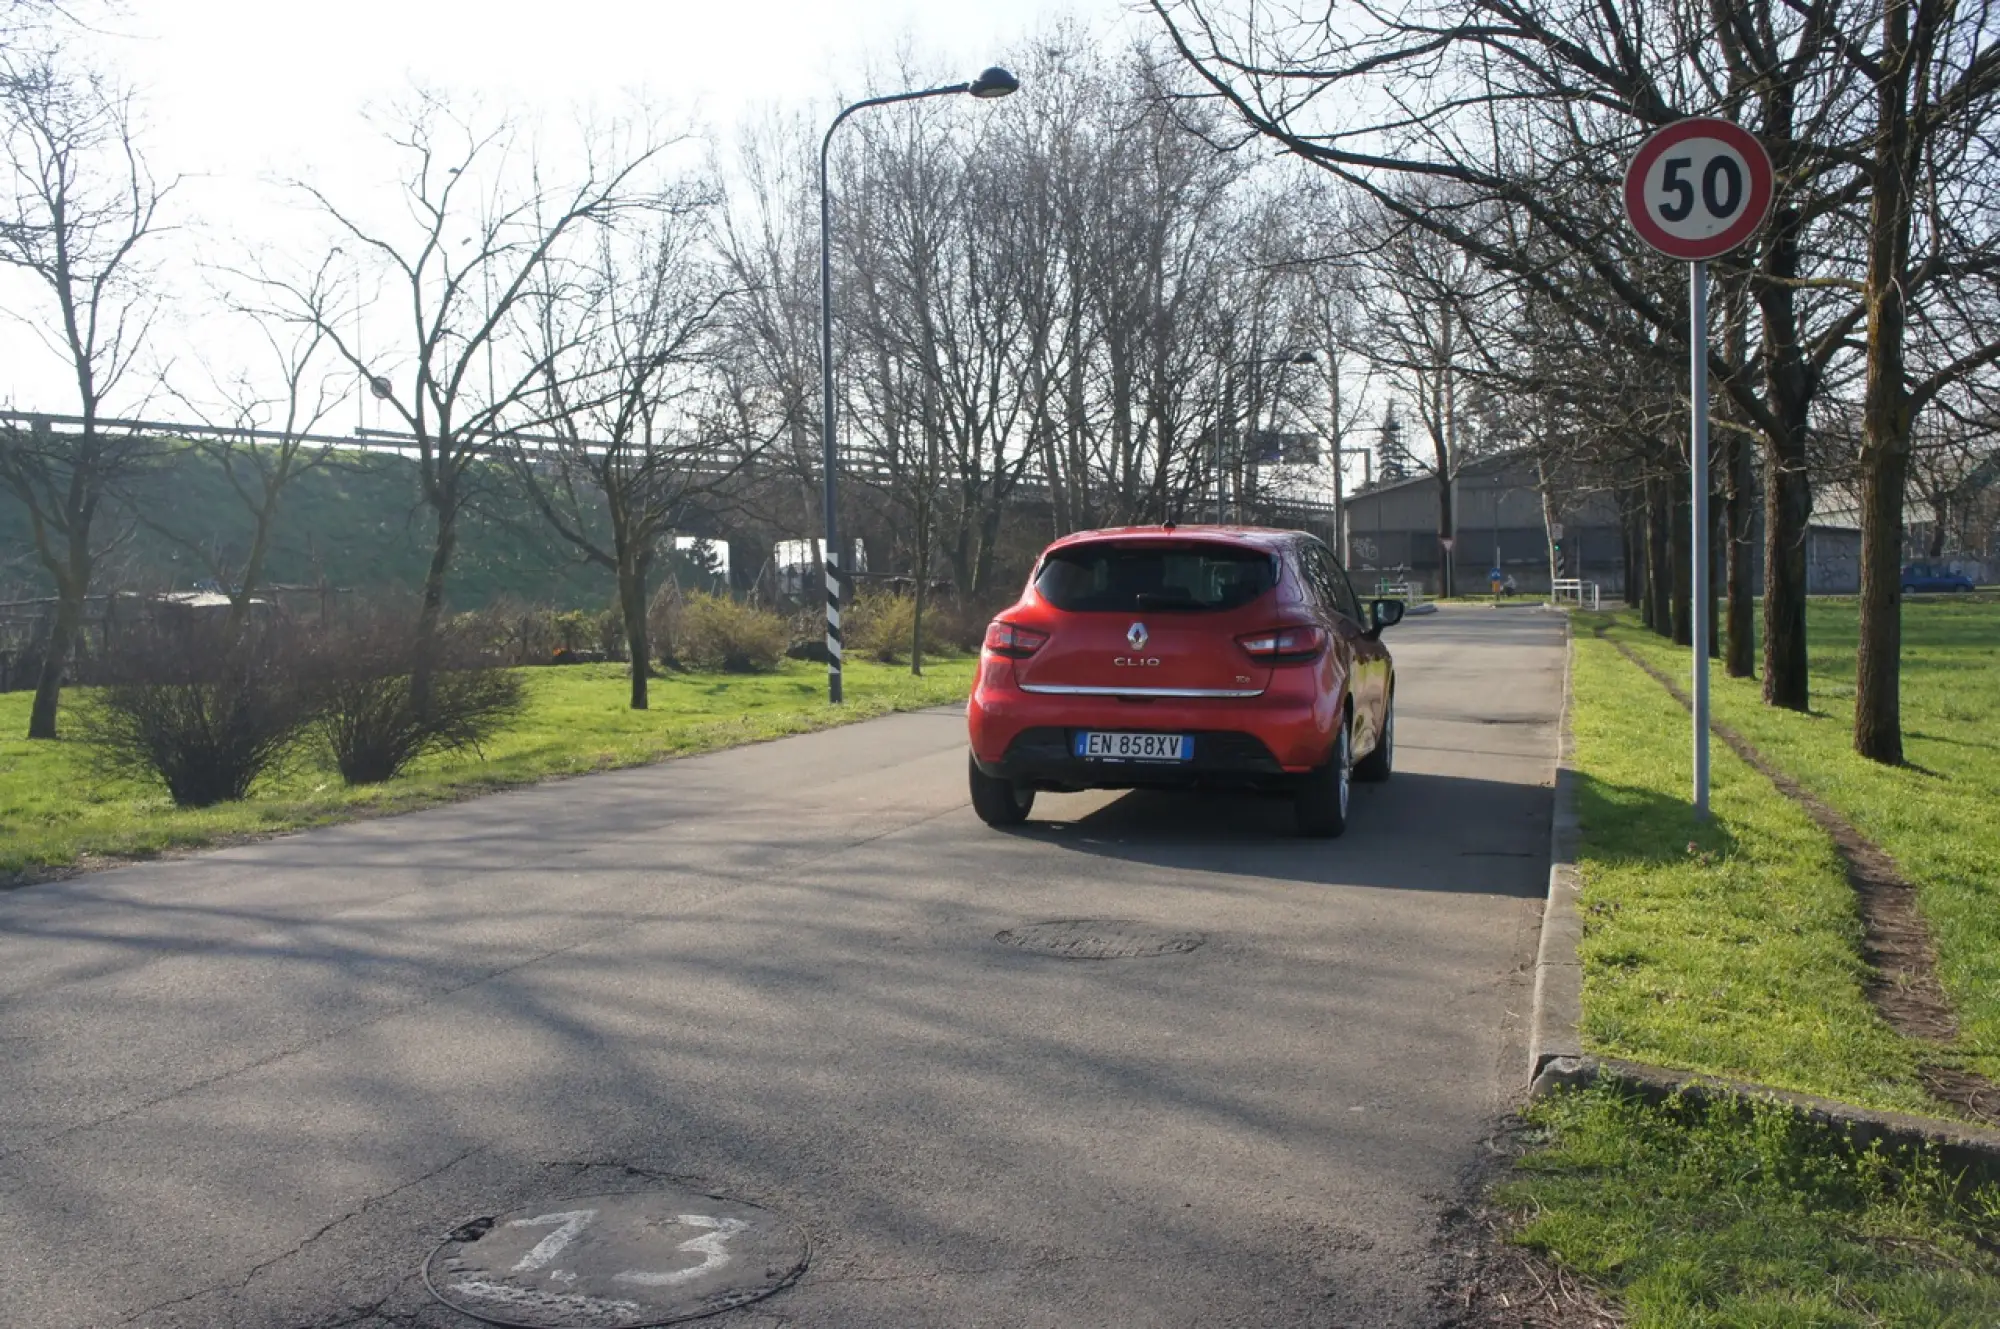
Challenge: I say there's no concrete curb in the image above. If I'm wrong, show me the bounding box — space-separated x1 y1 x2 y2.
1533 1054 2000 1186
1528 611 1583 1081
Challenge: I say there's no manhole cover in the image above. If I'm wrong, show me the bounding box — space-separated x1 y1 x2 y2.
423 1188 808 1328
994 919 1205 959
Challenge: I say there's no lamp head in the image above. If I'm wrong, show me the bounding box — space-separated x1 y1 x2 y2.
1288 350 1318 365
968 66 1020 99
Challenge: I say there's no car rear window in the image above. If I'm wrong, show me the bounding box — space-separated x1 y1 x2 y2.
1034 543 1277 613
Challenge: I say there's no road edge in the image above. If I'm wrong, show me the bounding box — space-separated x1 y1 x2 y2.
1528 607 1583 1082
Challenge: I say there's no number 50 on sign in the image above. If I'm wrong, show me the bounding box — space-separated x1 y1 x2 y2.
1623 118 1773 261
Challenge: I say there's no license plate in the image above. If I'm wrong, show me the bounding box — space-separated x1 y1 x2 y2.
1075 731 1192 762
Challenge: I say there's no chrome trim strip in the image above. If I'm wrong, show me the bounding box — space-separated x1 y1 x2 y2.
1017 683 1265 698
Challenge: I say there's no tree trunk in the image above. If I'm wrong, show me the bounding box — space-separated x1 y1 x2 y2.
225 489 282 641
1647 475 1672 636
1623 493 1643 609
1763 449 1812 708
1855 444 1908 763
1756 199 1815 711
1853 0 1924 766
1706 492 1721 659
620 552 651 711
1927 497 1948 558
412 496 460 714
27 583 81 740
1671 469 1692 647
1725 433 1757 677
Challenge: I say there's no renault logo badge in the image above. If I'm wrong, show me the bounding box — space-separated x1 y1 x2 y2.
1127 622 1148 651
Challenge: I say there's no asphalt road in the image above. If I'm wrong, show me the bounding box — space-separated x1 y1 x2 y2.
0 607 1566 1329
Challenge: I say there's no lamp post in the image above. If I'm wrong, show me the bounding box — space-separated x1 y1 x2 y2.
818 65 1018 704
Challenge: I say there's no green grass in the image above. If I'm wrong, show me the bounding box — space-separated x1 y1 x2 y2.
1599 599 2000 1084
1497 599 2000 1325
1437 594 1549 606
1503 1085 2000 1327
1568 625 1931 1111
0 657 974 879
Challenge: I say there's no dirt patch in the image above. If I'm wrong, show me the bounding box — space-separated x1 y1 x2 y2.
1599 626 1999 1125
1428 1124 1625 1327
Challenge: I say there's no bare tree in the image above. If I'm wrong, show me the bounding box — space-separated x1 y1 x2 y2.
1146 0 1867 710
714 110 829 590
1847 0 2000 761
153 274 344 634
0 43 170 738
269 94 668 702
1350 192 1514 594
513 189 750 708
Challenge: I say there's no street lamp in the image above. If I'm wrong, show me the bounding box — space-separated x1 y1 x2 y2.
818 66 1018 704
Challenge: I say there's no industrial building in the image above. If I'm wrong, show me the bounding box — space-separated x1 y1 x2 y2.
1339 451 1864 598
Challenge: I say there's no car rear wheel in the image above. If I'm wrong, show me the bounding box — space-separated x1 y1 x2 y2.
1295 720 1352 839
969 753 1035 827
1354 695 1393 783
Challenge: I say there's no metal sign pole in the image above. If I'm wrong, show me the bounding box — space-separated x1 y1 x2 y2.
1625 117 1769 821
1689 259 1711 819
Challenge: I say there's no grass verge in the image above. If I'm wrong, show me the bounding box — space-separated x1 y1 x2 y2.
1567 621 1928 1111
1504 1085 2000 1327
1498 600 2000 1324
1600 600 2000 1085
0 657 974 880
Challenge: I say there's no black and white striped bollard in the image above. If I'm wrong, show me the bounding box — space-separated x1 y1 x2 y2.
824 560 843 704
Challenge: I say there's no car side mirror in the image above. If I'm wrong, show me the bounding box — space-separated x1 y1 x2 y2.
1368 598 1405 636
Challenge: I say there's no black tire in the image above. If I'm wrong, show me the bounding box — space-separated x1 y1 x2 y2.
1295 719 1352 839
1354 694 1394 783
969 753 1034 827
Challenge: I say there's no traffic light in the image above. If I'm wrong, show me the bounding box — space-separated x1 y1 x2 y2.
1554 537 1566 577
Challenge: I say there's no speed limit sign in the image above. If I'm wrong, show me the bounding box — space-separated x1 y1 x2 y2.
1622 117 1773 821
1623 118 1773 260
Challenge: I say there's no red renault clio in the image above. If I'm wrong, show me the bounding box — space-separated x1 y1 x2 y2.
967 525 1404 837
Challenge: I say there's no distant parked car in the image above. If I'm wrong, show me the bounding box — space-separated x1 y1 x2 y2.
1900 562 1975 594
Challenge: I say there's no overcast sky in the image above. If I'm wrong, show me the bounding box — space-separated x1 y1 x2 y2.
2 0 1142 413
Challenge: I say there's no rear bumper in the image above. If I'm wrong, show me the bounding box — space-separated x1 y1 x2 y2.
967 654 1340 790
972 725 1298 791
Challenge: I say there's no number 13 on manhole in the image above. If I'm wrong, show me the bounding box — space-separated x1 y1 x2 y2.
1623 117 1773 261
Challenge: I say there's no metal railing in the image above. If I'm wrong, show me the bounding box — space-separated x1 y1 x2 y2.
1551 578 1601 610
1372 578 1426 606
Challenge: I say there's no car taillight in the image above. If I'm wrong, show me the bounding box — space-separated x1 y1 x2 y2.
1237 624 1327 664
984 620 1049 659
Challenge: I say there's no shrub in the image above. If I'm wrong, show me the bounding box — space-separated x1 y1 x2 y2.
76 618 312 808
552 609 594 655
304 612 527 785
445 601 547 667
677 592 787 673
848 590 917 663
936 592 1023 654
648 582 688 669
594 605 626 661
